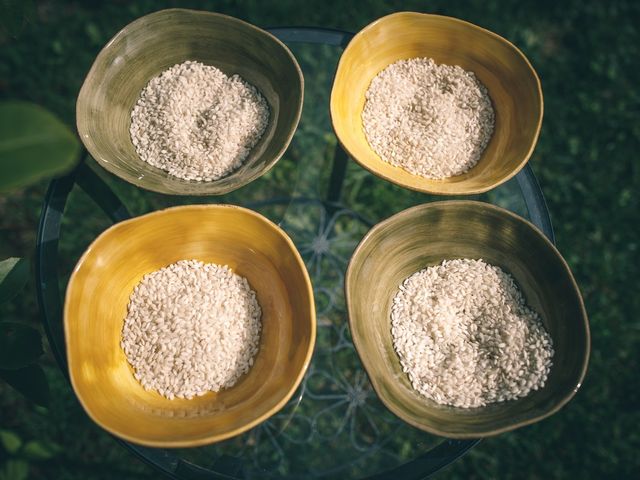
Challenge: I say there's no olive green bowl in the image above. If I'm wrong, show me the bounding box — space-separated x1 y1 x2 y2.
346 201 589 438
76 9 303 195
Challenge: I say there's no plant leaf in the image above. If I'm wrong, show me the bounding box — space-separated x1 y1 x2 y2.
0 322 43 369
0 101 80 193
22 440 62 461
0 459 29 480
0 364 49 407
0 257 29 304
0 430 22 454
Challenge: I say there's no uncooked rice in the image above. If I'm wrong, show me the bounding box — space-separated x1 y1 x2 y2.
362 58 495 179
130 60 270 182
391 259 553 408
121 259 261 400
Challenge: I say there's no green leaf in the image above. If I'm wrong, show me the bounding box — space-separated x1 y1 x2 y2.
22 440 62 461
0 257 29 304
0 459 28 480
33 405 48 415
0 322 43 369
84 22 102 45
0 101 80 193
0 364 49 407
0 430 22 454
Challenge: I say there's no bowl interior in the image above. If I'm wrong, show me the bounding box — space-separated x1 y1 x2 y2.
346 201 588 437
76 9 303 195
65 205 315 447
330 12 542 195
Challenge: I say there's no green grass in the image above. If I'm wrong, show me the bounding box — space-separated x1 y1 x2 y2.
1 0 639 479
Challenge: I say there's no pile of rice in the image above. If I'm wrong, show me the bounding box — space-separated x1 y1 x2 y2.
362 57 495 179
130 60 270 182
121 259 262 400
391 259 553 408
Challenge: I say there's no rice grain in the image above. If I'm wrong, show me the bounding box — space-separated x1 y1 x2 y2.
362 58 495 179
130 61 269 182
391 258 553 408
120 259 262 400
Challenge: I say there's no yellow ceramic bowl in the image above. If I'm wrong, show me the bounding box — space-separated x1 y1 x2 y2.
64 205 315 447
330 12 543 195
76 9 304 195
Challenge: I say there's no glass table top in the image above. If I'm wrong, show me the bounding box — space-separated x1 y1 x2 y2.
37 28 553 480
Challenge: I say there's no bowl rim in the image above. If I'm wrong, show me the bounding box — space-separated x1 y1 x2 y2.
329 11 544 196
64 204 317 447
345 200 590 438
76 8 304 196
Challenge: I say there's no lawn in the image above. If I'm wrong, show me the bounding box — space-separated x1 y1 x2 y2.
0 0 638 479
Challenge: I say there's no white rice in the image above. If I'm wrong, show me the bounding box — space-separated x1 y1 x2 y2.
120 259 262 400
130 60 270 182
362 57 495 179
391 259 553 408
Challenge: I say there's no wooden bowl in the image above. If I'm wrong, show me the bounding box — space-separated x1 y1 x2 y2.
330 12 543 195
64 205 315 447
346 201 589 438
76 9 303 195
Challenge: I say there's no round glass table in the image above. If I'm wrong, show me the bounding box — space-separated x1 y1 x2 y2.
36 27 554 480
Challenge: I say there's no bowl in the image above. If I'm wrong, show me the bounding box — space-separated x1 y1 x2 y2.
76 9 303 195
64 205 315 447
345 201 589 438
330 12 543 195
